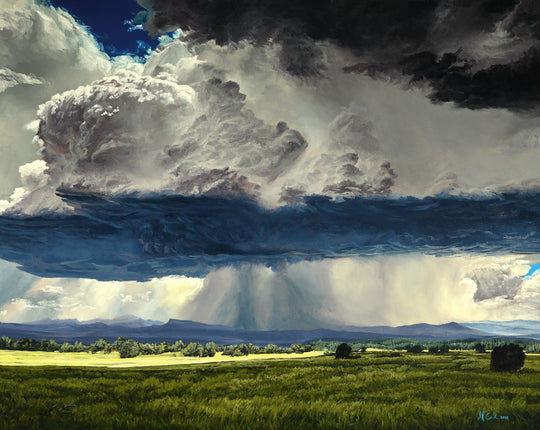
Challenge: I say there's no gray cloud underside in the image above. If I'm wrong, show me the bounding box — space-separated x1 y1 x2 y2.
0 191 538 281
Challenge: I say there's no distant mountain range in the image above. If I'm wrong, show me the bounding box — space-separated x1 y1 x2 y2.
461 320 540 340
0 317 538 346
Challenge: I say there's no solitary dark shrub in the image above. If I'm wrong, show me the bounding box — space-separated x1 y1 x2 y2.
475 343 486 353
490 344 525 372
335 343 352 359
360 346 367 353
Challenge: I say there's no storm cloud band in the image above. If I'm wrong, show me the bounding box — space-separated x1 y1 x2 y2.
0 192 538 280
136 0 540 110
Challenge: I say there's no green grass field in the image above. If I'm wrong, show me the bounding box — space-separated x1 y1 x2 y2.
0 351 538 429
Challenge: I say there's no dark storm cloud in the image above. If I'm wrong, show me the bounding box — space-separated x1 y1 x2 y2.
399 47 540 110
136 0 439 76
135 0 438 50
136 0 540 109
0 192 538 281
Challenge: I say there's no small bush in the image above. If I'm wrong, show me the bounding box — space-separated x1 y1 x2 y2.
335 343 352 359
490 344 525 372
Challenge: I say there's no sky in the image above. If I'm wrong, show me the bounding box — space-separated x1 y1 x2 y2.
37 1 151 53
0 0 538 329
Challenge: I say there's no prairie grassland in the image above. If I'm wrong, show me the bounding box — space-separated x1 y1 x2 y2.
0 351 538 430
0 349 323 367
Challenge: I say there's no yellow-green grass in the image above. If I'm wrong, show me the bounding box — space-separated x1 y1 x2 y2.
0 351 538 429
0 350 324 367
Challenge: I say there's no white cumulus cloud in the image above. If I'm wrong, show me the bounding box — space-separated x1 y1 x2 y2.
0 0 112 199
0 275 203 323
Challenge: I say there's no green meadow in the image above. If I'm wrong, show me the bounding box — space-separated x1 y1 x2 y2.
0 351 538 430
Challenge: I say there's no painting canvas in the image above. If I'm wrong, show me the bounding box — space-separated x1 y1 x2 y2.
0 0 538 428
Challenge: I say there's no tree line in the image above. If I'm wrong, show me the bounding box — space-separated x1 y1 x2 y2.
0 336 314 359
1 335 537 359
310 338 540 353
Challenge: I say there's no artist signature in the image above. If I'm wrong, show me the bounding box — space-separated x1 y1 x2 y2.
478 411 509 422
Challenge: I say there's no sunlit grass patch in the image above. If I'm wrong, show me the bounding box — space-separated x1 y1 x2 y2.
0 349 323 367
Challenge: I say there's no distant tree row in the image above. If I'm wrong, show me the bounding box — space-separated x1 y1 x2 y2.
0 336 313 359
221 343 313 356
310 338 540 353
1 335 536 359
427 345 450 354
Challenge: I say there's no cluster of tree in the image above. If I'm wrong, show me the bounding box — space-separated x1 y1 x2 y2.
113 338 202 358
221 343 313 356
0 337 86 352
0 336 314 359
114 340 314 358
367 343 448 353
405 345 423 353
427 345 450 354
